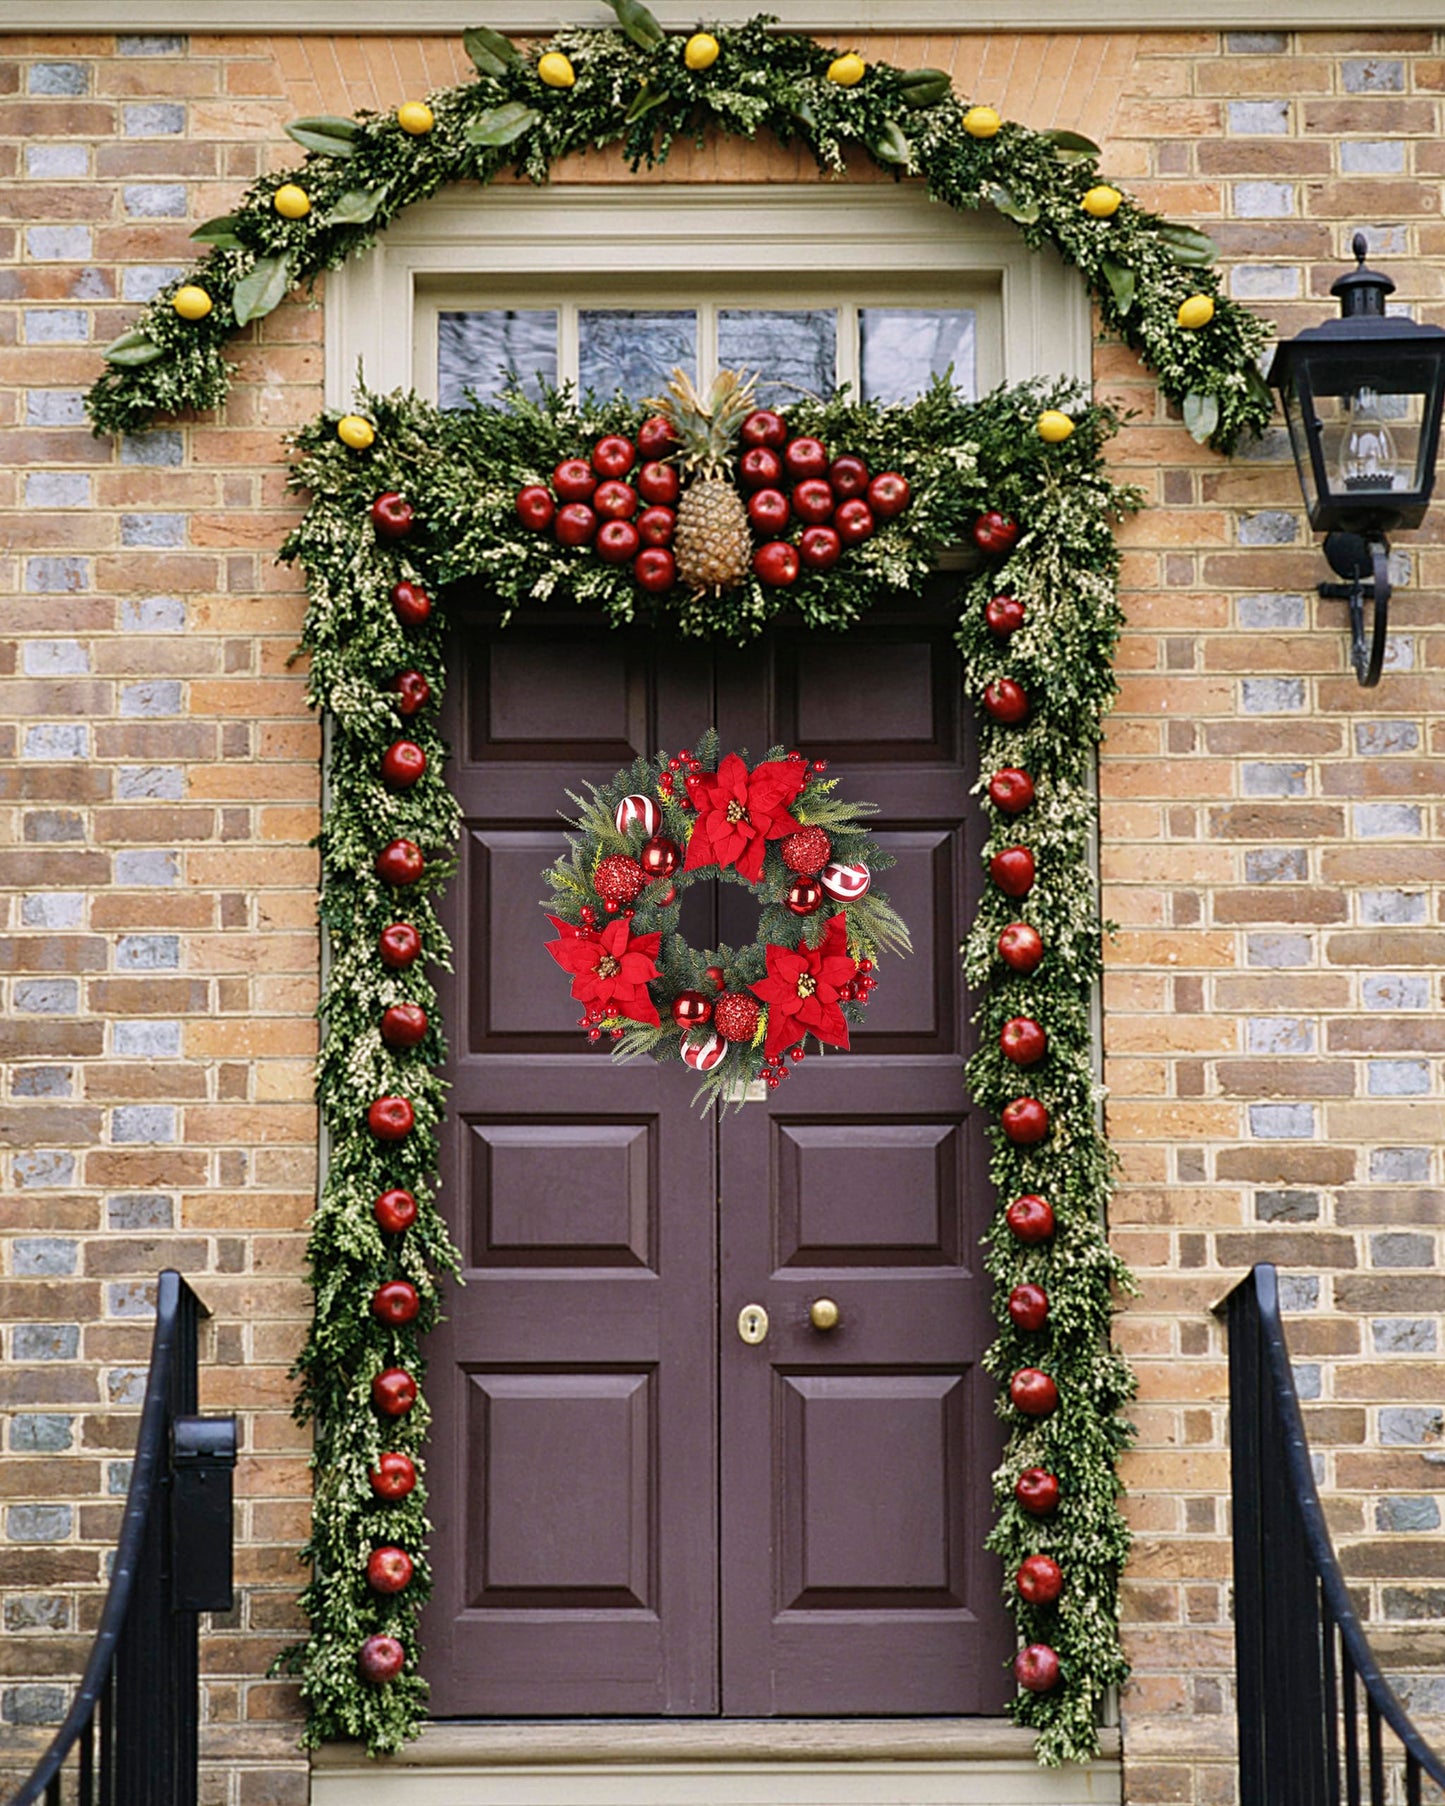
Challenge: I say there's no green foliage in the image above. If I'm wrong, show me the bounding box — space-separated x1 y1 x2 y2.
84 15 1270 452
284 368 1136 1765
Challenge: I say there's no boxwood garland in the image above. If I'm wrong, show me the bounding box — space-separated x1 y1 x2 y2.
279 372 1136 1766
85 5 1270 452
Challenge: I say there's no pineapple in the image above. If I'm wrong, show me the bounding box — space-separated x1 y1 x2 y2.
652 368 756 595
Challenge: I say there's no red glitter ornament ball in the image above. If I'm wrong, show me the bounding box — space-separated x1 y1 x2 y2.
781 826 832 875
713 992 761 1043
594 855 647 908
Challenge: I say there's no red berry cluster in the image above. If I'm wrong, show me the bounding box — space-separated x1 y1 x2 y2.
736 409 911 589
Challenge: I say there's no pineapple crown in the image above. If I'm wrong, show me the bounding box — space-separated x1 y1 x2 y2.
650 367 759 480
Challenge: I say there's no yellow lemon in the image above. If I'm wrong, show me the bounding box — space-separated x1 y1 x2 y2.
1177 293 1215 330
826 52 866 87
684 32 720 72
1036 409 1075 444
538 51 576 89
171 285 213 321
397 101 434 136
273 183 311 220
1081 184 1122 219
337 414 376 450
962 104 1001 139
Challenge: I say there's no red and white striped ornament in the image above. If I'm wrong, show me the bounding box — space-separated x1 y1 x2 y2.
614 793 661 837
680 1031 727 1072
819 860 871 902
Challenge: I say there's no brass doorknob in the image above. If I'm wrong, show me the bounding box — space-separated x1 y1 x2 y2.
809 1298 840 1331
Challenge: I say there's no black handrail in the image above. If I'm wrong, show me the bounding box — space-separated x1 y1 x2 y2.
7 1271 236 1806
1219 1262 1445 1805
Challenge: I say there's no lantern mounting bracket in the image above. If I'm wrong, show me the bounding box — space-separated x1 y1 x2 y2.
1318 530 1390 688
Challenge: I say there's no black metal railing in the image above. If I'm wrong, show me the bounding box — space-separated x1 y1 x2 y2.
7 1271 236 1806
1220 1262 1445 1806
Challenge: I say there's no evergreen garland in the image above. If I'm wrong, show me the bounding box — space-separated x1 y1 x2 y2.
85 5 1270 451
281 371 1136 1765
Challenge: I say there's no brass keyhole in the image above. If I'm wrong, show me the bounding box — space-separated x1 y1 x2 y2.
737 1304 769 1345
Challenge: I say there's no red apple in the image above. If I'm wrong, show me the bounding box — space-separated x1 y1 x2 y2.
514 485 555 532
637 415 679 460
366 1546 415 1594
989 768 1036 814
798 525 841 571
1015 1467 1060 1516
552 458 597 503
1001 1097 1050 1145
983 679 1029 725
754 541 800 587
784 436 829 482
358 1633 406 1684
634 548 676 593
792 478 836 525
1014 1643 1061 1693
740 445 784 490
828 453 869 500
374 1188 418 1234
380 1002 428 1048
637 461 679 506
741 408 788 450
636 505 676 547
1010 1368 1058 1417
990 847 1036 898
1016 1553 1063 1605
367 1095 415 1141
371 493 414 540
368 1451 416 1500
378 923 421 970
593 480 637 521
372 1280 421 1327
998 922 1044 973
747 488 790 535
381 740 426 789
986 593 1026 636
391 669 431 717
596 519 640 564
375 839 424 887
1008 1283 1049 1333
1000 1016 1047 1067
554 502 597 547
833 499 874 546
1006 1194 1056 1243
973 509 1019 556
591 434 636 479
390 580 432 627
867 471 911 518
371 1367 417 1416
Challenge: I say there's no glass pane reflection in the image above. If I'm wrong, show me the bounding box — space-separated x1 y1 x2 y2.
718 309 837 404
859 308 976 404
438 310 557 410
579 310 696 402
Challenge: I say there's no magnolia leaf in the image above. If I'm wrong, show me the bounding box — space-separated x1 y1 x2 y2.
190 213 245 247
232 254 292 327
789 97 817 133
1101 258 1136 318
320 187 386 227
1157 222 1217 266
285 116 359 158
897 68 952 109
1245 363 1275 410
606 0 665 50
624 84 669 124
1183 390 1220 444
987 182 1041 225
464 102 541 147
872 121 912 167
103 328 165 367
462 26 522 76
1044 128 1101 161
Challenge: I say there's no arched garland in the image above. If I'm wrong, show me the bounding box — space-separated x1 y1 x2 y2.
279 373 1136 1766
85 5 1270 451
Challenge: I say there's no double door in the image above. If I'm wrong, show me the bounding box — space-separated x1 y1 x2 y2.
421 593 1011 1717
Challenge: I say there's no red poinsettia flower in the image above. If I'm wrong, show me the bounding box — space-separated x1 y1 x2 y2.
545 914 661 1027
750 913 856 1059
683 752 807 885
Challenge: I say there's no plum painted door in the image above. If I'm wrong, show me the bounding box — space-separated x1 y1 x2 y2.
421 589 1011 1718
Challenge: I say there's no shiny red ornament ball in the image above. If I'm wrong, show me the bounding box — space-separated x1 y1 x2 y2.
672 990 713 1027
639 835 681 879
704 965 726 990
785 876 824 916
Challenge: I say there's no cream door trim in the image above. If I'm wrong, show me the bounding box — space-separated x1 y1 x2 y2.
325 183 1091 412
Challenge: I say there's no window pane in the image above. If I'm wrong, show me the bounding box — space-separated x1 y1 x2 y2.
717 309 837 404
859 308 976 404
438 309 558 410
579 309 696 403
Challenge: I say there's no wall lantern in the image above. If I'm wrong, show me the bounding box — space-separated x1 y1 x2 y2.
1267 233 1445 687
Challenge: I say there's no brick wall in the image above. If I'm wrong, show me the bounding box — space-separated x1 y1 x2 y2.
0 24 1442 1806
